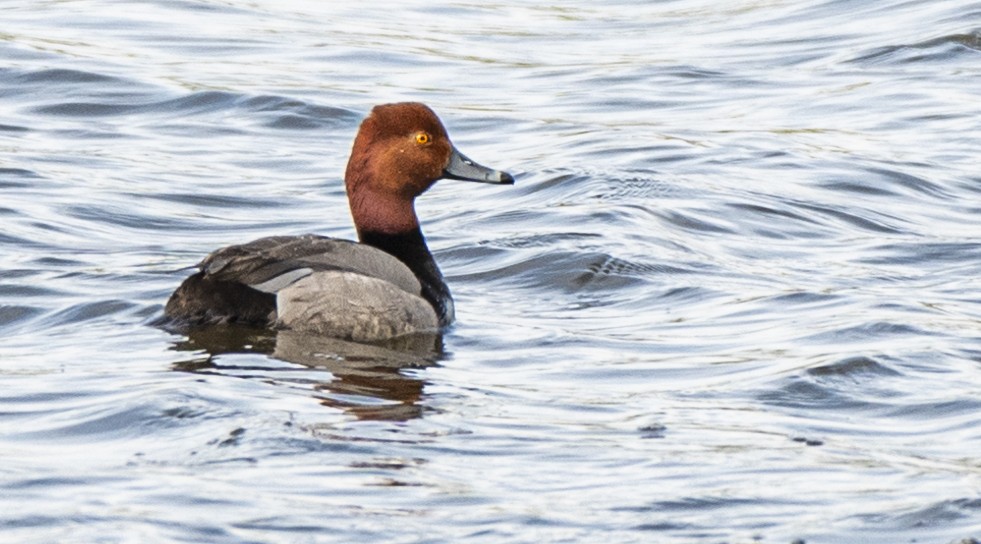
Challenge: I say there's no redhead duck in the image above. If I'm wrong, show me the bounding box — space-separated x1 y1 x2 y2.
165 102 514 341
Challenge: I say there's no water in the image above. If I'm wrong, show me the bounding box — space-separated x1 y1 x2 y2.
2 1 981 542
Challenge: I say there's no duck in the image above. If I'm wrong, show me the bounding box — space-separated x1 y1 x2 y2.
164 102 514 341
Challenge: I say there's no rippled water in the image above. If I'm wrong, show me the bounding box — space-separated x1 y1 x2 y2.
3 1 981 542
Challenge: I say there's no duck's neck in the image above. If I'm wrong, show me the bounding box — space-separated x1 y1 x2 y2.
358 227 454 326
349 189 420 234
349 187 455 326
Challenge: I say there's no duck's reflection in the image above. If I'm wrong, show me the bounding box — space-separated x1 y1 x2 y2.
170 325 444 421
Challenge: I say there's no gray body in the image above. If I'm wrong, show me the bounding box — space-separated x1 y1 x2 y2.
166 234 440 341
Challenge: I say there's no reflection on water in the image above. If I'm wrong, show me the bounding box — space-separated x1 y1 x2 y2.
170 325 443 421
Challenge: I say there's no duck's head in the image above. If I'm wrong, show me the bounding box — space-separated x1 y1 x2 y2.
345 102 513 234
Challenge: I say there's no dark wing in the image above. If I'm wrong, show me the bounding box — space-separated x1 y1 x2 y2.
199 234 422 295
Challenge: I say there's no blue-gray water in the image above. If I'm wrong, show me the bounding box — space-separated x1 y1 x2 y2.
2 1 981 543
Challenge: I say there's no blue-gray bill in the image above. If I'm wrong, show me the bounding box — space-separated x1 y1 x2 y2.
443 146 515 185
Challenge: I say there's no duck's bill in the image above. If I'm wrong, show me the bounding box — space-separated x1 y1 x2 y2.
443 146 515 185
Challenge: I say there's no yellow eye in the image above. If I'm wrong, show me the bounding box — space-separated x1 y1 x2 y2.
415 132 431 145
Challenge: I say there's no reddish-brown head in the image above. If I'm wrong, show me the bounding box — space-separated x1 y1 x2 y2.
345 102 513 235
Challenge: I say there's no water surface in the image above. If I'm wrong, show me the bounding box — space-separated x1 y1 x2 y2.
2 1 981 542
